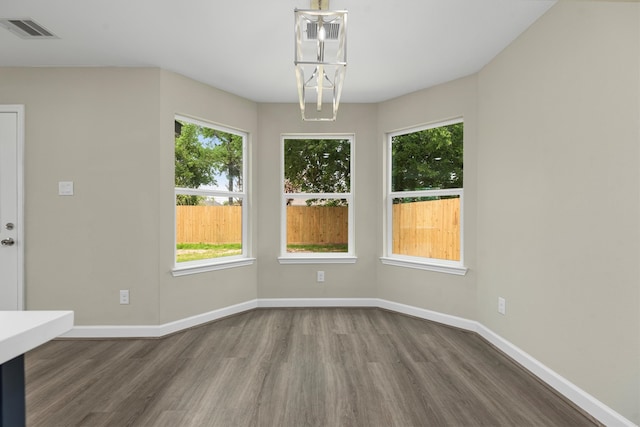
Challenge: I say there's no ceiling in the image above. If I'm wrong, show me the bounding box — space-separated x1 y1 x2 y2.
0 0 555 104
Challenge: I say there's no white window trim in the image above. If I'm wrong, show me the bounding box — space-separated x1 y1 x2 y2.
379 257 467 276
279 134 356 263
384 119 466 275
173 115 252 275
172 257 256 276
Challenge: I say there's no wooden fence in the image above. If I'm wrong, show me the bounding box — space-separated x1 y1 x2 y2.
177 200 460 260
286 206 348 245
392 198 460 261
176 206 242 244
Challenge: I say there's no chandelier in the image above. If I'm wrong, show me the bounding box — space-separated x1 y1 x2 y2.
294 0 347 121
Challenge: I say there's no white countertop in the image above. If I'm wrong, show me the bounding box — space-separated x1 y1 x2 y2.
0 311 74 364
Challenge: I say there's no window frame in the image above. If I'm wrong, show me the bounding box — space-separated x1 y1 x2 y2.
278 133 356 264
172 115 253 276
381 118 467 275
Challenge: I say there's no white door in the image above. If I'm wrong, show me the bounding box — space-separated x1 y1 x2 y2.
0 106 24 310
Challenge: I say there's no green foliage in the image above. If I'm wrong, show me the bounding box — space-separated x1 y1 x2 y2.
392 195 460 204
175 123 217 189
284 138 350 206
200 127 243 194
176 195 204 206
175 121 243 206
392 123 463 192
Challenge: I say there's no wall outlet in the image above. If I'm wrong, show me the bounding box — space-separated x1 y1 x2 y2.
58 181 74 196
120 290 130 305
317 271 325 282
498 297 506 315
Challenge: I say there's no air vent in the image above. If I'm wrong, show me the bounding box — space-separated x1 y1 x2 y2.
306 22 340 41
0 18 58 39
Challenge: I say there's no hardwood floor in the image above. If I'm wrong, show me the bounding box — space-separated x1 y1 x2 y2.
25 308 598 426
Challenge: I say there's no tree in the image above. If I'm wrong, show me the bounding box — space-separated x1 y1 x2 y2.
174 121 244 206
283 138 350 206
201 128 243 205
391 123 463 193
175 122 217 205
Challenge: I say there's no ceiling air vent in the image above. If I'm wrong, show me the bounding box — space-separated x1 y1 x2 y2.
305 22 340 41
0 18 58 39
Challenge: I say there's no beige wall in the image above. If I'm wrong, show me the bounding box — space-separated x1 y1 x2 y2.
476 2 639 423
376 75 478 320
157 71 259 324
0 68 260 325
256 103 379 298
0 68 162 324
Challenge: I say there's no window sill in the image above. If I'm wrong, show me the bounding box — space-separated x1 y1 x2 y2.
172 257 256 277
278 255 357 265
380 257 467 276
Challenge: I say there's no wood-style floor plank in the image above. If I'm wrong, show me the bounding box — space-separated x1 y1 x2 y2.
25 308 599 426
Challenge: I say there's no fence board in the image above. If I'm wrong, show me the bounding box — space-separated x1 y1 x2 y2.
392 198 460 261
286 206 348 245
176 201 460 261
176 205 242 244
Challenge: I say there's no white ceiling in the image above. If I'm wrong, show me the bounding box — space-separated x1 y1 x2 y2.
0 0 555 103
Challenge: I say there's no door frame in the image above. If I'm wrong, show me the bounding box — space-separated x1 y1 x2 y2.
1 105 25 310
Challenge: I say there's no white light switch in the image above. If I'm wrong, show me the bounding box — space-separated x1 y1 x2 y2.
58 181 74 196
498 297 506 315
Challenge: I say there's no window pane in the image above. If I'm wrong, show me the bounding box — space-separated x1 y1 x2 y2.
175 120 243 192
286 198 348 253
284 138 350 193
176 196 242 263
392 195 460 261
391 123 463 192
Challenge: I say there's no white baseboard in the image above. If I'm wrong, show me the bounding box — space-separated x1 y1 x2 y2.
61 299 258 339
475 324 635 427
376 299 478 332
61 297 635 427
377 299 635 427
257 297 379 308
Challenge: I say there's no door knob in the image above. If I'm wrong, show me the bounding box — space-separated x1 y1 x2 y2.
1 238 15 246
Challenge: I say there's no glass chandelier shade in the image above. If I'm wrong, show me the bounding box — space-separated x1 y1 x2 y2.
294 8 347 121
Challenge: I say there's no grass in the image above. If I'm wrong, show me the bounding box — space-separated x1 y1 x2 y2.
176 243 242 263
176 242 348 262
286 243 348 253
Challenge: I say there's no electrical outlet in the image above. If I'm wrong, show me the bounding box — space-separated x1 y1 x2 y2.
498 297 506 315
58 181 74 196
120 290 130 305
317 271 325 282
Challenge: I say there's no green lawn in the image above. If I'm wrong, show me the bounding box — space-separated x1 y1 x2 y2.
286 243 348 253
176 242 348 262
176 243 242 262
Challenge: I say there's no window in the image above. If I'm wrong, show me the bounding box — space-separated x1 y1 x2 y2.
383 119 466 275
173 115 251 275
279 135 355 263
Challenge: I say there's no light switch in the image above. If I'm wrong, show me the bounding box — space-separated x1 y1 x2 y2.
58 181 74 196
